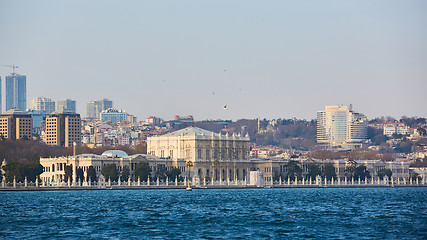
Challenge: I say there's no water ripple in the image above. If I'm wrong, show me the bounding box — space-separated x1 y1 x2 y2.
0 188 426 239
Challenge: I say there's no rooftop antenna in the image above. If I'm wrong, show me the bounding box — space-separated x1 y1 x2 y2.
2 64 19 75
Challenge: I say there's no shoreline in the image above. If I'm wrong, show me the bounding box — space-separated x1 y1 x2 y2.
1 184 425 191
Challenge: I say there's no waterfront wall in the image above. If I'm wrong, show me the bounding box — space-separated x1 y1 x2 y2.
1 175 425 190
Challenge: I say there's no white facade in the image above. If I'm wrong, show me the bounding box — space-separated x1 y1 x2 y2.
147 126 252 181
317 105 367 150
30 97 56 114
383 122 409 136
40 150 161 183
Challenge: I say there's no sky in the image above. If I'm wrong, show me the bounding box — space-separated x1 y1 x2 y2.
0 0 426 121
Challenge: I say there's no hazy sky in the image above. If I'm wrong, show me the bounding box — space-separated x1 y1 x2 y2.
1 0 426 121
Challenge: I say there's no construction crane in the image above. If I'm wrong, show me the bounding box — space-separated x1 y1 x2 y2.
2 64 19 74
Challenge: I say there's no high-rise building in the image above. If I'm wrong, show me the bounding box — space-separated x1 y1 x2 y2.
99 108 127 124
45 109 81 147
317 105 367 150
0 108 33 140
5 73 26 111
57 99 76 112
26 109 47 135
29 97 56 114
0 76 2 114
86 99 113 119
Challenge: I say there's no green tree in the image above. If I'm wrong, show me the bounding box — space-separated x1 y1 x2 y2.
2 161 43 182
101 164 119 181
166 167 182 181
154 164 167 181
417 127 426 137
354 165 371 180
64 165 72 182
307 163 321 179
76 167 84 182
134 162 151 181
377 168 392 180
345 159 357 179
121 165 130 181
373 134 387 145
22 162 43 182
395 141 412 153
286 160 302 179
323 163 337 181
88 166 97 182
410 173 422 181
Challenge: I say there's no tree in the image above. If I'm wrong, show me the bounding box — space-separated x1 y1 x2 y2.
76 167 84 182
121 165 130 181
410 173 422 181
323 163 337 181
307 163 321 179
88 166 97 182
154 164 167 181
354 165 371 180
373 134 387 145
22 162 43 182
417 127 426 137
134 162 151 181
64 165 72 182
133 142 147 154
166 167 182 181
101 164 119 181
345 159 357 179
2 161 43 182
377 168 392 180
186 161 194 181
395 141 413 153
286 160 302 179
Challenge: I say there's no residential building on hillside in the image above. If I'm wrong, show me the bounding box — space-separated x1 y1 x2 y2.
0 108 32 140
86 99 113 119
317 105 367 150
29 97 56 114
383 122 409 136
5 73 26 111
57 99 76 112
145 116 163 125
45 109 81 147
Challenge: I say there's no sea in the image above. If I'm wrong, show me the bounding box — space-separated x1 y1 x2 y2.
0 187 426 239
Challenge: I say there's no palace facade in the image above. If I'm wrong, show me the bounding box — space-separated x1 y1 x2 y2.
147 126 252 182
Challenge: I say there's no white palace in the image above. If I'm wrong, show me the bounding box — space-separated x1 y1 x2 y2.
40 127 412 186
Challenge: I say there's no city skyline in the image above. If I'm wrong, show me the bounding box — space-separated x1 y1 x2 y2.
0 1 426 121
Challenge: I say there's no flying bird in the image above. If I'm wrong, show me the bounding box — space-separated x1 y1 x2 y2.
224 105 228 110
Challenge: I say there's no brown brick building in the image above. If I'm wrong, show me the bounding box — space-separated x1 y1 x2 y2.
45 109 81 147
0 108 33 140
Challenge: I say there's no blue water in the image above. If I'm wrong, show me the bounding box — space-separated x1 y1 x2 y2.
0 188 426 239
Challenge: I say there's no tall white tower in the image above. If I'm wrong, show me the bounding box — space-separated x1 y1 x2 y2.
317 105 367 150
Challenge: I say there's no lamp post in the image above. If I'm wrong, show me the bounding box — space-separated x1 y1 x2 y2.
186 160 193 190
